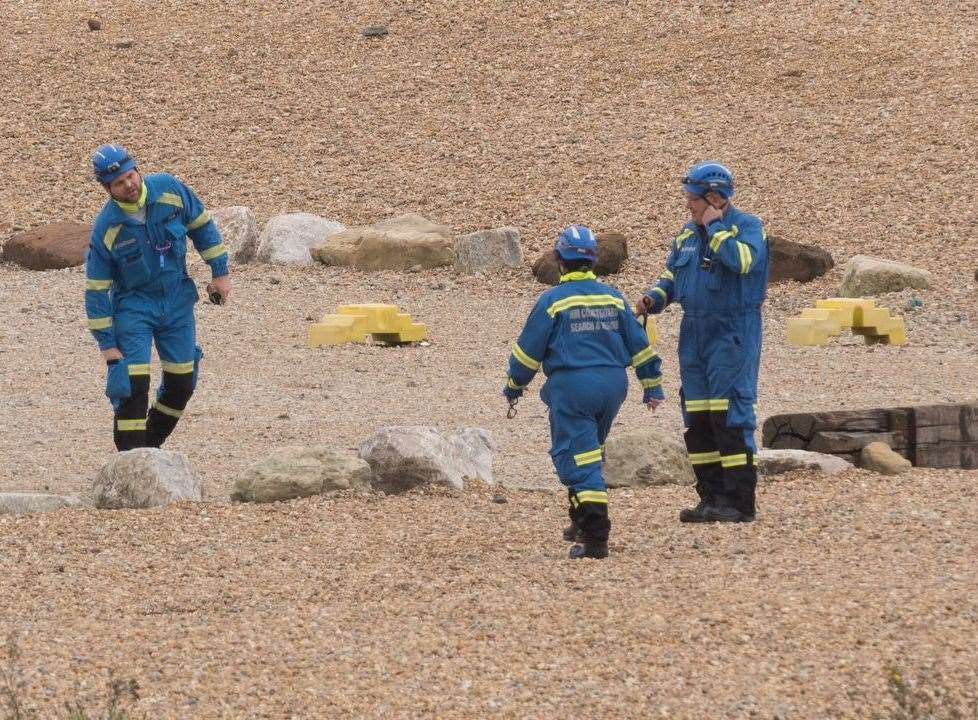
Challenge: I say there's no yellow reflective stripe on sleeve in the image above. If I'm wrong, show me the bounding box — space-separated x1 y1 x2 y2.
158 192 183 208
103 224 122 252
721 453 749 469
573 449 603 467
187 211 211 230
709 230 734 253
88 317 112 330
116 419 147 432
152 401 183 419
546 294 625 318
689 451 722 465
659 270 674 282
86 279 112 291
127 363 150 376
652 287 668 302
200 243 227 261
576 490 609 504
506 377 526 390
511 344 541 371
631 346 657 368
641 377 662 389
684 398 730 412
736 241 753 274
674 229 693 249
161 360 194 374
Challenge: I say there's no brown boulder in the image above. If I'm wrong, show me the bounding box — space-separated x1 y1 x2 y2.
313 214 454 271
1 222 90 270
767 235 834 283
531 231 628 285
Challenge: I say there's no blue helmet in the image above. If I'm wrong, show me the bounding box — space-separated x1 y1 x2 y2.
92 144 136 184
555 225 598 263
682 161 735 199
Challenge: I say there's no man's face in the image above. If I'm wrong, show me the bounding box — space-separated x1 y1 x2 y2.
685 191 709 223
107 169 142 203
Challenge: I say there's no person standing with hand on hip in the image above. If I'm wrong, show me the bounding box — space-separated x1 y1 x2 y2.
504 225 664 560
637 161 768 523
84 144 230 451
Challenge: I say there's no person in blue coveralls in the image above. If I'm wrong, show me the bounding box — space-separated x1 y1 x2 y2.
637 161 768 524
84 144 231 451
504 225 664 560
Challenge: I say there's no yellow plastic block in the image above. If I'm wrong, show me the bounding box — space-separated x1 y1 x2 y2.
337 304 402 332
798 308 843 335
787 318 831 346
372 322 428 344
308 315 370 346
815 298 878 326
886 317 907 345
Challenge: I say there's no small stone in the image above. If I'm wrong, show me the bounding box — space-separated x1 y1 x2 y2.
860 441 912 475
269 274 283 285
361 24 389 37
114 38 135 49
408 264 422 273
276 412 290 419
491 494 508 504
87 18 102 31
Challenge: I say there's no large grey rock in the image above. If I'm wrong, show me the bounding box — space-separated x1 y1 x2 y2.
756 449 853 478
1 222 90 270
209 206 258 263
313 213 454 271
93 448 203 509
603 429 695 488
0 493 83 515
767 236 834 283
454 227 523 274
860 441 912 475
257 212 346 265
358 426 496 493
840 255 931 297
232 446 372 503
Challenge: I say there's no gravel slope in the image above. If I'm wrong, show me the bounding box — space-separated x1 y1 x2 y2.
1 0 977 717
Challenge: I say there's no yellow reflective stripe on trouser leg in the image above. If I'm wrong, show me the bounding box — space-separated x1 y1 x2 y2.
127 363 150 376
684 398 730 413
86 279 112 291
116 418 147 432
576 490 609 504
689 451 721 465
88 317 113 330
573 449 603 467
641 377 662 389
721 453 749 469
161 360 194 374
152 401 183 419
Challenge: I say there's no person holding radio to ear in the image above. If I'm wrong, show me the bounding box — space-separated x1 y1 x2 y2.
84 144 230 451
637 161 768 524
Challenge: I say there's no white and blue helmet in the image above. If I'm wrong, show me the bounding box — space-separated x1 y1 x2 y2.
92 144 136 184
555 225 598 263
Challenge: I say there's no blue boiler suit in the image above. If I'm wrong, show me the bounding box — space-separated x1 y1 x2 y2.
85 173 228 450
644 206 768 515
506 271 664 541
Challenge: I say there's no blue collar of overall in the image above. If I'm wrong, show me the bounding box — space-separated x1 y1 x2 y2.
559 271 597 283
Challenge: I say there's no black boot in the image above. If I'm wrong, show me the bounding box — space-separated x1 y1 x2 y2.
568 540 609 559
562 521 584 542
679 499 712 523
700 496 754 523
568 500 611 560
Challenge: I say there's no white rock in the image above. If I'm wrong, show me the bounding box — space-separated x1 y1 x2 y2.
756 449 854 478
93 448 203 509
453 227 524 274
603 428 695 488
860 441 912 475
358 426 495 493
840 255 932 297
232 446 372 503
211 206 258 263
257 212 346 265
0 492 83 515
